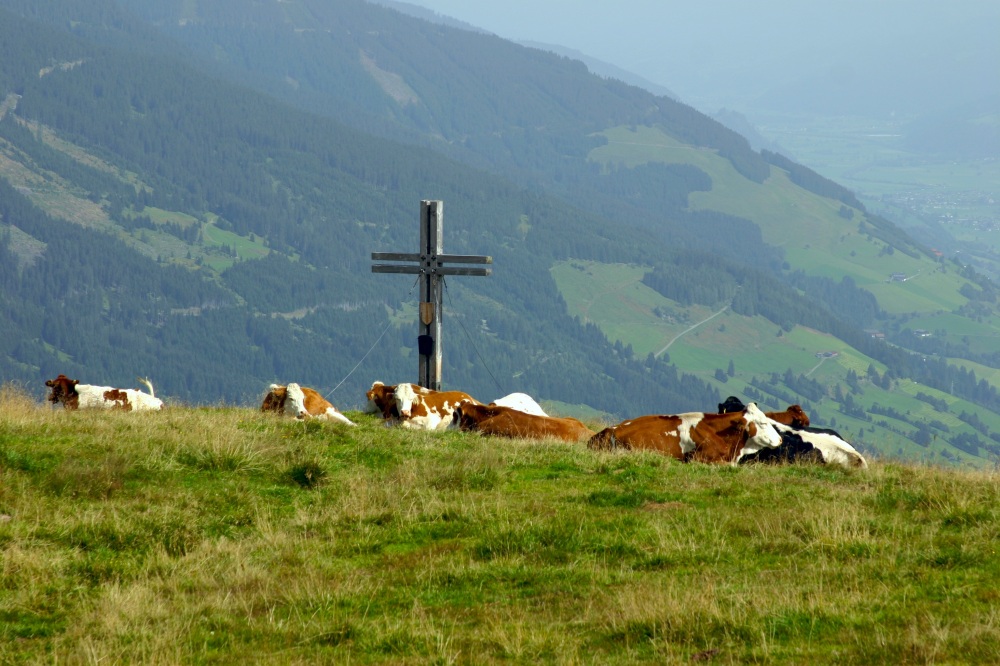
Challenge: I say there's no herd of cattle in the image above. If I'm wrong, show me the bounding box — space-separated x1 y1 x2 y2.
41 374 867 468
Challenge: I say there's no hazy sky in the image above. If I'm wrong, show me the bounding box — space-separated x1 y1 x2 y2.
400 1 999 115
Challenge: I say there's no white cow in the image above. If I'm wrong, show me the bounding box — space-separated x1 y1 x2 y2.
45 374 163 411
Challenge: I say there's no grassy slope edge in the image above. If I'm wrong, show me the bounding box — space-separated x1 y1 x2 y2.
1 386 998 664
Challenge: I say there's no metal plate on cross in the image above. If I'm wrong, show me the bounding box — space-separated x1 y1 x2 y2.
420 302 435 325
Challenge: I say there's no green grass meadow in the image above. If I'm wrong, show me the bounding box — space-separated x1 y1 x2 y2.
2 386 1000 663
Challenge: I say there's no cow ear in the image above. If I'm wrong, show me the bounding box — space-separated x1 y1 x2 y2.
45 380 54 387
71 380 79 387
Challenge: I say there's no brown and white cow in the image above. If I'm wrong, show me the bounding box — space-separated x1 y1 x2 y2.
587 403 782 464
393 383 480 430
365 381 399 421
261 383 355 425
451 401 595 442
45 374 164 411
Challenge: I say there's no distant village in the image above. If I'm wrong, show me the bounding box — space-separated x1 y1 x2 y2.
882 186 998 231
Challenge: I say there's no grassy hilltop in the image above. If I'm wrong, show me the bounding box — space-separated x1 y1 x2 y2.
1 387 999 664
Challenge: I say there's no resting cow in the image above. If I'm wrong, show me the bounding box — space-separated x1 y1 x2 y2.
45 374 164 411
736 421 868 468
588 403 781 464
393 383 480 430
489 392 548 416
261 383 355 425
719 396 866 468
451 401 594 442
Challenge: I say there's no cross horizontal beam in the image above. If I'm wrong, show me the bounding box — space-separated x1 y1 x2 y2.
372 250 493 277
372 265 492 276
371 252 493 264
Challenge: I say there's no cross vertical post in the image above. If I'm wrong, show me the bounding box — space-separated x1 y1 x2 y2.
372 200 492 390
419 200 443 389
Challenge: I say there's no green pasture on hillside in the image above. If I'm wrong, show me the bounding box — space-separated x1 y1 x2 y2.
589 126 855 251
551 259 870 381
132 206 200 228
551 260 691 356
1 389 999 664
901 312 1000 356
588 125 977 316
200 221 270 269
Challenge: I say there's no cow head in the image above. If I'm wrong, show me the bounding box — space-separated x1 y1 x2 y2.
741 403 782 450
720 397 811 431
587 427 622 451
394 383 419 419
366 381 399 419
365 381 385 413
449 400 482 431
261 384 287 413
718 396 746 413
781 405 810 429
45 375 80 409
726 403 784 462
284 383 310 419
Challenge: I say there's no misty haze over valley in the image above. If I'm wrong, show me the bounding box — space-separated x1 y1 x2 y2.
398 0 1000 275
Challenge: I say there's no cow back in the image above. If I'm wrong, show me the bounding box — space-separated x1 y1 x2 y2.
102 389 133 411
587 415 687 459
456 404 594 442
490 392 548 417
688 412 751 463
297 386 335 416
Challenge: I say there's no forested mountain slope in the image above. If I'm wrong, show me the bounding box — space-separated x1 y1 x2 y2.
1 0 1000 466
0 4 720 418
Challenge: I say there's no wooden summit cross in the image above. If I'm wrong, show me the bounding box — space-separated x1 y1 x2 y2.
372 200 492 390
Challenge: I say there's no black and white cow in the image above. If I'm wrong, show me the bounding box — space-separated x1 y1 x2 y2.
719 396 867 468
